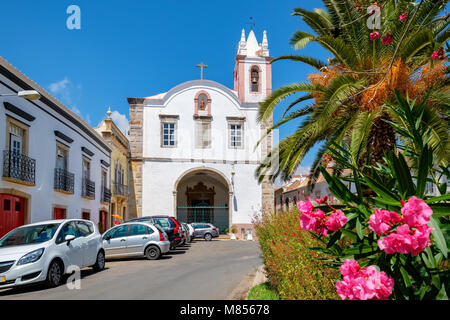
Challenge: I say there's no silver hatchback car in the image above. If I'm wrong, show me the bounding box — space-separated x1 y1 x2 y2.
102 222 170 260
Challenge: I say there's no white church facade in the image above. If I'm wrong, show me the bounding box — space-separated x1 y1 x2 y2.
128 30 274 237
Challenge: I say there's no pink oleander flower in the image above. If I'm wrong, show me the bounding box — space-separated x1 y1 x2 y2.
377 224 433 256
325 210 347 231
340 259 360 277
297 198 313 214
401 196 433 228
382 34 393 45
399 12 408 22
368 209 401 235
336 260 394 300
431 51 440 60
299 210 316 231
370 31 380 40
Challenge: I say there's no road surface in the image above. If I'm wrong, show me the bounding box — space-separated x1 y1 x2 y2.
0 239 262 300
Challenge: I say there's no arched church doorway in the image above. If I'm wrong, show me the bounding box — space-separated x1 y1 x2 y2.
174 168 232 234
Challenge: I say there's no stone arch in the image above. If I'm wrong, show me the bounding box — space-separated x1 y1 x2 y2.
173 167 233 233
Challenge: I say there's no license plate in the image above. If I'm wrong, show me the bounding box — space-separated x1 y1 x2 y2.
0 276 5 283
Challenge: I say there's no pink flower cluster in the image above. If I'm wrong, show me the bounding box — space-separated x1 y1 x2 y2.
336 259 394 300
298 198 347 237
369 196 434 256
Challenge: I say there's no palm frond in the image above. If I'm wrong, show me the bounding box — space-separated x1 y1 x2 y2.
271 55 328 71
257 82 323 122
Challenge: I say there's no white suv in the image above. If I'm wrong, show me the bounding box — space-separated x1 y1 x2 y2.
0 219 105 289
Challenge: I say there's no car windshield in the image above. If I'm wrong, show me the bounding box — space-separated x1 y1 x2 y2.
0 223 61 247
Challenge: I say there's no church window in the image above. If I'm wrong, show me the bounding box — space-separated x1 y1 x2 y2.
162 122 176 147
195 121 211 149
229 124 243 148
250 66 260 92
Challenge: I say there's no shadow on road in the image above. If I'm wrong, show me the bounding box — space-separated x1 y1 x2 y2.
0 267 110 296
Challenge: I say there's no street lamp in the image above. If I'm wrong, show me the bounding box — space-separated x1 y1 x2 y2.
0 90 41 101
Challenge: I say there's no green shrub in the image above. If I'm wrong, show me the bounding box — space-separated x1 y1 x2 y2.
255 209 339 300
247 282 280 300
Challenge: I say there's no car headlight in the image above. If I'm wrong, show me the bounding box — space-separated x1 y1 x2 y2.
17 248 45 266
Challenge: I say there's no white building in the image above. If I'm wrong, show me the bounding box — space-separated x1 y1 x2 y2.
0 57 112 237
128 30 274 237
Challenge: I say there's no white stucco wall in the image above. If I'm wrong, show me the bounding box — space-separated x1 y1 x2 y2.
0 73 111 226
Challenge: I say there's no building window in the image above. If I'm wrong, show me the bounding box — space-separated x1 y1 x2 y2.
161 122 176 147
250 66 260 92
56 143 69 170
82 158 90 180
229 123 243 148
195 121 211 149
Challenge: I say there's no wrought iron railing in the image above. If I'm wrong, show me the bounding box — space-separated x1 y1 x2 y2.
101 187 112 203
2 150 36 184
54 168 75 193
177 206 229 233
113 183 128 197
81 178 95 199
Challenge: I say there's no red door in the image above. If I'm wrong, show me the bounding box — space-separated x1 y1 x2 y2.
0 194 25 238
99 210 107 232
53 207 66 220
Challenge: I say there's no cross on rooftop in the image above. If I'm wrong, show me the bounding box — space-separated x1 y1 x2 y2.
196 62 208 80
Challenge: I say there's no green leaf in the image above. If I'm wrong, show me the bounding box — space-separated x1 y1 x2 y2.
400 266 413 288
363 175 400 203
416 145 431 198
429 203 450 218
429 217 448 258
356 219 364 240
426 194 450 204
327 230 342 249
436 285 449 300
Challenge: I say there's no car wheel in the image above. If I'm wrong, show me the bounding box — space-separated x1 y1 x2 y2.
93 251 105 272
145 246 161 260
204 233 212 241
46 260 63 288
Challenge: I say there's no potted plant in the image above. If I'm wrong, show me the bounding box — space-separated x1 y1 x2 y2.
230 225 237 240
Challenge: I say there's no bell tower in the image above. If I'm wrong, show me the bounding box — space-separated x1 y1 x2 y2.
234 29 272 103
234 29 274 214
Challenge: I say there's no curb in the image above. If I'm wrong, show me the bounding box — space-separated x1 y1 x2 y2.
226 265 267 300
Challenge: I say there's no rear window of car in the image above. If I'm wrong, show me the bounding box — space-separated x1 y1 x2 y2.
152 218 171 228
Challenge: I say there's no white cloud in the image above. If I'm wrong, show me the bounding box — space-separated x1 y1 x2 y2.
48 78 91 125
110 110 129 138
48 77 70 94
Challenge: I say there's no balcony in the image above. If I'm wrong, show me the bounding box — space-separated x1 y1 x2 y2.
54 168 75 194
2 150 36 185
81 178 95 199
101 187 112 203
113 183 128 197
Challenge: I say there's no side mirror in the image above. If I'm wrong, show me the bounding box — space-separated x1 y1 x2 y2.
65 234 75 244
104 235 112 241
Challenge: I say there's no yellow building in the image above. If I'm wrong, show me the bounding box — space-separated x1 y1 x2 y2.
95 109 135 229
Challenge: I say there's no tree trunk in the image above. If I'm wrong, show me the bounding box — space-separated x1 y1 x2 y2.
359 112 396 169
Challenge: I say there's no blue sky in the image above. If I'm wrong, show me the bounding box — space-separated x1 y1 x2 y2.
0 0 329 171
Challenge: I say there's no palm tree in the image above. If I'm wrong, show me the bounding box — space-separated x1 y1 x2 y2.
257 0 449 185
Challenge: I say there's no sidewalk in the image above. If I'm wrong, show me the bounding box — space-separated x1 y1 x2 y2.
226 265 267 300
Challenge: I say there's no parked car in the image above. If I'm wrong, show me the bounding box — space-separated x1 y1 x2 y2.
0 219 105 289
191 223 220 241
124 216 183 250
180 223 191 244
102 222 170 260
186 224 195 242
